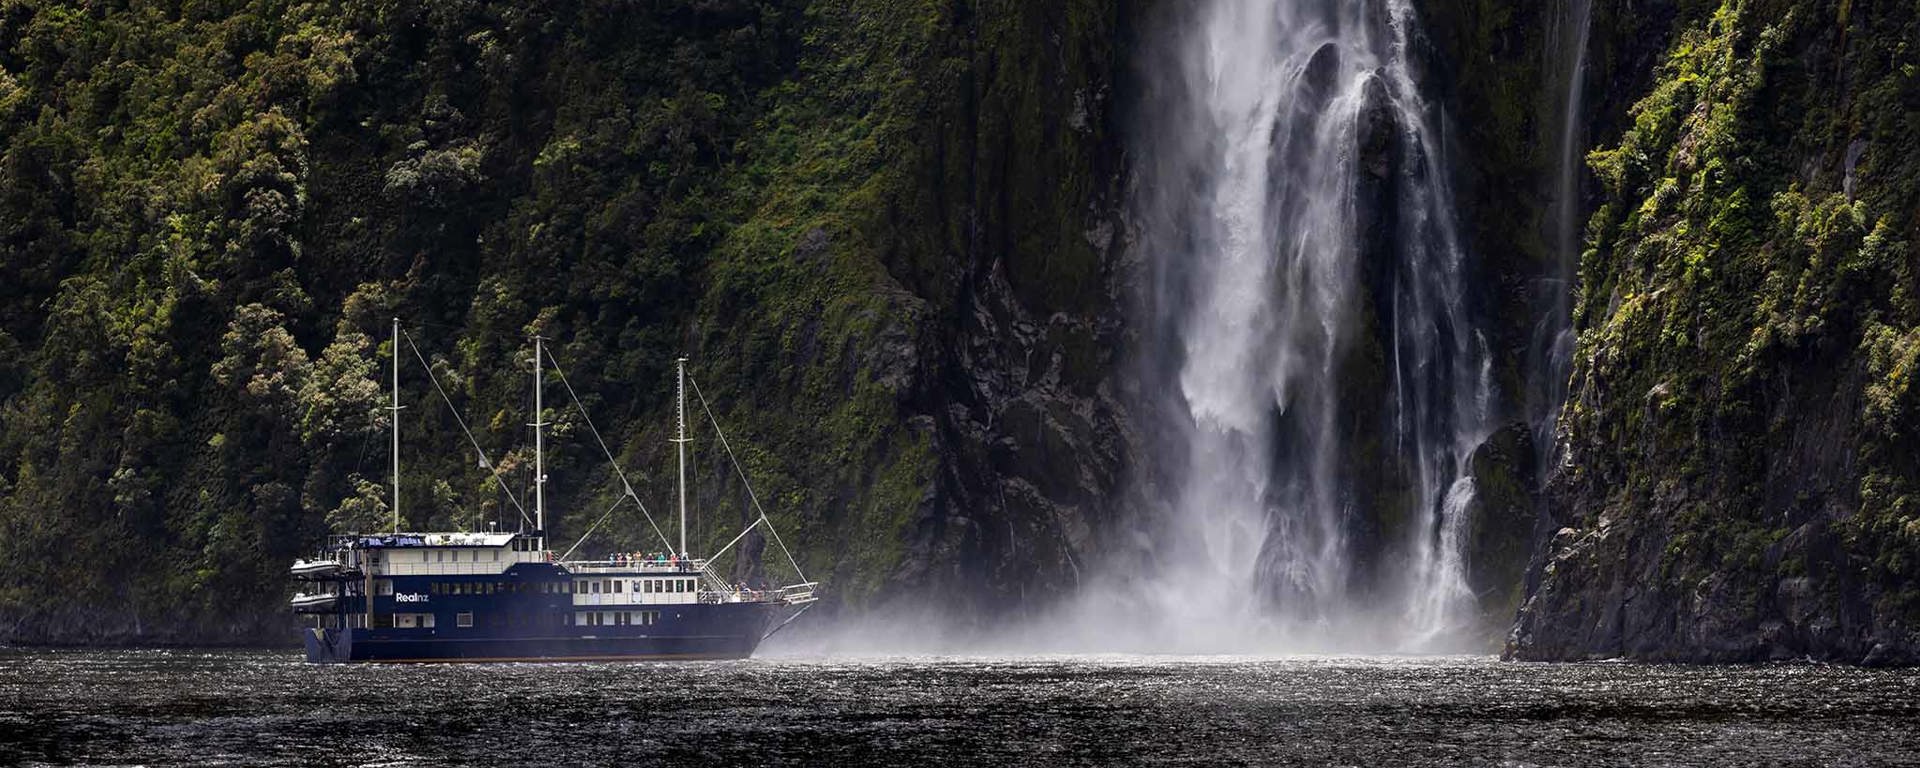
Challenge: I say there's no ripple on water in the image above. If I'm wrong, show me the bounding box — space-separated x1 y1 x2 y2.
0 650 1917 766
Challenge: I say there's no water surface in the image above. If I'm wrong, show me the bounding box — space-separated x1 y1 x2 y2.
3 649 1916 766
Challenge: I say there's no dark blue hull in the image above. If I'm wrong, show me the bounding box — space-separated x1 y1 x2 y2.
303 601 785 663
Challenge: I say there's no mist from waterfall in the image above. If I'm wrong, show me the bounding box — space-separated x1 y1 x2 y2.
1041 0 1494 653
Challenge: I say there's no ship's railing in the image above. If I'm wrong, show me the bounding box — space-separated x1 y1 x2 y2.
380 561 522 577
699 581 818 605
563 557 707 574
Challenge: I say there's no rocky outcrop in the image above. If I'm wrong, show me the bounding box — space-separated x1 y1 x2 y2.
1462 422 1539 641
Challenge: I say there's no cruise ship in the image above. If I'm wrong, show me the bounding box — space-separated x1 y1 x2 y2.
290 322 816 663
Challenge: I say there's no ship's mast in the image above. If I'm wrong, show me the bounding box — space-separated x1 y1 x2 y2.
390 317 402 533
532 334 547 541
675 357 689 557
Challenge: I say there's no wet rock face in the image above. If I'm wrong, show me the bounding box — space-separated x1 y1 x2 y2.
1507 512 1919 665
1461 422 1537 643
880 1 1135 619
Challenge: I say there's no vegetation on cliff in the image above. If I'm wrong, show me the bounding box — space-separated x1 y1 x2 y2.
1513 0 1920 663
0 0 1128 644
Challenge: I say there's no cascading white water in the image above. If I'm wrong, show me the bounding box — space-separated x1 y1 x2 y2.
1119 0 1491 651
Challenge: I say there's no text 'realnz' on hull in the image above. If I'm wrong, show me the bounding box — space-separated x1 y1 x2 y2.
290 324 817 663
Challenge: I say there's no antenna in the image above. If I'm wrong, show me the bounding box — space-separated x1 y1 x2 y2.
675 357 689 558
531 334 547 543
390 317 403 533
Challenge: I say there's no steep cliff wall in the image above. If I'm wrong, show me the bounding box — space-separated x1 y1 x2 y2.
1509 0 1920 664
0 0 1131 644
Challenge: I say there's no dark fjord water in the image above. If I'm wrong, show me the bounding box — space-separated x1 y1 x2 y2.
3 649 1916 766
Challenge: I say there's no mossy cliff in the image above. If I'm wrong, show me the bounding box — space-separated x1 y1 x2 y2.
0 0 1130 644
1508 0 1920 664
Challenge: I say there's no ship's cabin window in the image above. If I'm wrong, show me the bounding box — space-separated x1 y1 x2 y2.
614 580 623 594
456 612 474 628
376 580 394 596
420 551 428 563
491 550 500 562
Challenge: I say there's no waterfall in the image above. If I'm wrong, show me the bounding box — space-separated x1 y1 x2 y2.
1118 0 1491 651
1528 0 1593 450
